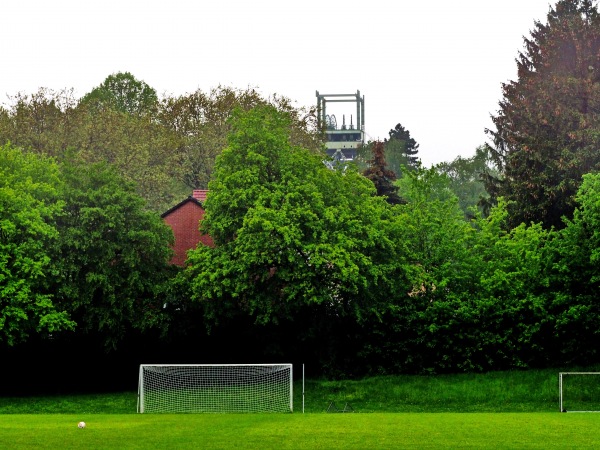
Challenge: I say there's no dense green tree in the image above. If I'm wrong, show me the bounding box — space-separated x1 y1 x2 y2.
76 73 182 210
468 201 552 369
359 164 558 373
486 0 600 229
185 106 412 329
0 144 74 345
395 167 473 295
80 72 158 116
360 166 482 373
548 172 600 363
436 145 496 218
384 123 420 175
368 195 554 373
51 159 174 348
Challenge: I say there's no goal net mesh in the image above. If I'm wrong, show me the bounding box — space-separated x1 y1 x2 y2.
560 372 600 412
138 364 292 413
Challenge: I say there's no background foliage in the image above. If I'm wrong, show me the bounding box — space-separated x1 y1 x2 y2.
3 1 600 388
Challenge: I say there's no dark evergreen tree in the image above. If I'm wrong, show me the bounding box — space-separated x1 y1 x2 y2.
486 0 600 229
384 123 420 175
362 141 405 205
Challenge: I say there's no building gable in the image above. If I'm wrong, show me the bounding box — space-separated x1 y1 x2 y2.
162 195 213 266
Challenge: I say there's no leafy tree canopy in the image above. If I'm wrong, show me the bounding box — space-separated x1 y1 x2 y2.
0 145 175 348
395 165 475 296
0 81 322 212
0 144 74 345
80 72 158 116
436 145 497 218
0 88 79 156
185 105 411 327
547 172 600 362
0 87 183 212
157 86 322 191
52 158 174 349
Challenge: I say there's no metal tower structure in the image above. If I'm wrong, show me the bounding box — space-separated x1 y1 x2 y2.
316 90 365 161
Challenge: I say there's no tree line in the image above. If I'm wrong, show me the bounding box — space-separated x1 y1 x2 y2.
180 104 600 376
1 0 600 385
2 103 599 377
0 75 321 213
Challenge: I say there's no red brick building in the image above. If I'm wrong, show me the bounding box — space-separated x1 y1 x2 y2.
161 190 214 266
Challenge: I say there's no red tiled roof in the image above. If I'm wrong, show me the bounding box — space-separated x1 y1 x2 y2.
192 189 209 202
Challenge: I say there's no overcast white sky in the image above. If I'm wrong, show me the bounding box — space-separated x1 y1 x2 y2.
2 0 554 166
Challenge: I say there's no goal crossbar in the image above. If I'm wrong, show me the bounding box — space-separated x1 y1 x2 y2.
138 364 293 413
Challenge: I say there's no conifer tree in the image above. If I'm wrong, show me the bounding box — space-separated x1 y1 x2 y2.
384 123 420 176
362 141 405 205
486 0 600 229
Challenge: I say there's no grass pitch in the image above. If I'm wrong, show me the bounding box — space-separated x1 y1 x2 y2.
2 413 600 449
2 368 600 448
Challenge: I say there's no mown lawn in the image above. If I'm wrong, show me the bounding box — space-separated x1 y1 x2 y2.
1 413 600 449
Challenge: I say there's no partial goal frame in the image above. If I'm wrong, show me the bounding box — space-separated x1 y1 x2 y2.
138 363 293 413
559 372 600 413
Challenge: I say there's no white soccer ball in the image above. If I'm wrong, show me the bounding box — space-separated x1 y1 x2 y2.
77 421 86 429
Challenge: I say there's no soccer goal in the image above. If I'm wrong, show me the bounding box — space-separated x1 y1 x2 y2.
559 372 600 412
137 364 293 413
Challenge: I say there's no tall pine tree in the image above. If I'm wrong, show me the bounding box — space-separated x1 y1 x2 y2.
384 123 420 176
486 0 600 229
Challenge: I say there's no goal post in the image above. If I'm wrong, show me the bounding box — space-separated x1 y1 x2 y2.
559 372 600 413
137 364 293 413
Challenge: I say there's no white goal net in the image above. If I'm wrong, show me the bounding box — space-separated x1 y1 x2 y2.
559 372 600 412
137 364 293 413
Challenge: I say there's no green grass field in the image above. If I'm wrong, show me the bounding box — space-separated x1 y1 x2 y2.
2 369 600 448
2 413 600 449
